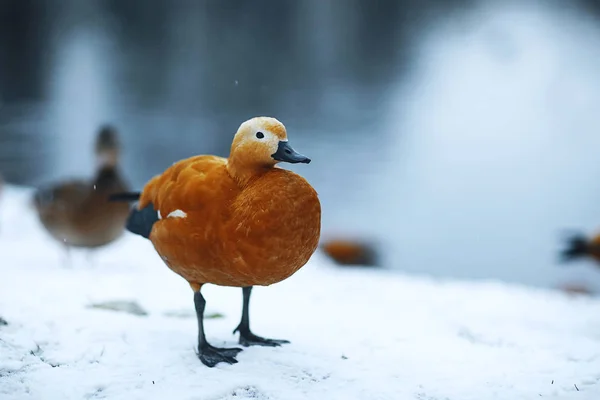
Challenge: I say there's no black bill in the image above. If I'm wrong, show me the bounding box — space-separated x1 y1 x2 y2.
271 141 311 164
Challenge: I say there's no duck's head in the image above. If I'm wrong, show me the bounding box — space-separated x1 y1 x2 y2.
95 125 120 168
229 117 310 169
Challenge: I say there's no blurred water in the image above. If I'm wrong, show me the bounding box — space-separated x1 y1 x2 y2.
380 1 600 288
0 1 446 236
1 0 600 288
0 0 429 184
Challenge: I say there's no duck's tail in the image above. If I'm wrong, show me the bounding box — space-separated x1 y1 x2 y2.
108 192 157 240
559 232 590 263
125 203 159 239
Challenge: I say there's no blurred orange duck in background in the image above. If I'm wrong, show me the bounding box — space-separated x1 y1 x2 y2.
111 117 321 367
321 238 380 267
33 126 130 256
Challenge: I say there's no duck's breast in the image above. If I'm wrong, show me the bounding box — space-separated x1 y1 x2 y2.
227 168 321 285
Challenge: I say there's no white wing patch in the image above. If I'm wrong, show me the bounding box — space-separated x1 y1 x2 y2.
157 210 162 220
167 209 187 219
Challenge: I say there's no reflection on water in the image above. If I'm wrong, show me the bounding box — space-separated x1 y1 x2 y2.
2 0 600 287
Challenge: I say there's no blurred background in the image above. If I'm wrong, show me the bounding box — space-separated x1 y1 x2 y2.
2 0 600 290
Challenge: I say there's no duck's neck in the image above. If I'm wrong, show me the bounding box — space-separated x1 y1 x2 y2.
227 157 270 187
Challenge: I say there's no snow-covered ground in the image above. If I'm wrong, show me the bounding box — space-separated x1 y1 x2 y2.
1 184 599 400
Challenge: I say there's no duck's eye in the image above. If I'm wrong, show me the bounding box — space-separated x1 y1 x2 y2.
256 132 264 139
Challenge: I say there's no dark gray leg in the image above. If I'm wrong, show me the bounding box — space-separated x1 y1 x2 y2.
194 290 242 367
233 286 290 347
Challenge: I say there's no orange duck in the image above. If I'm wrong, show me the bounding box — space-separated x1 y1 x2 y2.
321 238 380 266
111 117 321 367
560 231 600 265
33 126 130 253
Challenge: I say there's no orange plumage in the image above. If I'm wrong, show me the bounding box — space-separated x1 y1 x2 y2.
138 121 321 290
321 239 379 266
117 117 321 366
139 155 320 289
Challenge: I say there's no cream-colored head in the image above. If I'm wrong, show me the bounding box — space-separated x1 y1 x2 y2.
229 117 310 169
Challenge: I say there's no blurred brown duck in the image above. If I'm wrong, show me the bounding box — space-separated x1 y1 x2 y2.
33 126 130 252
